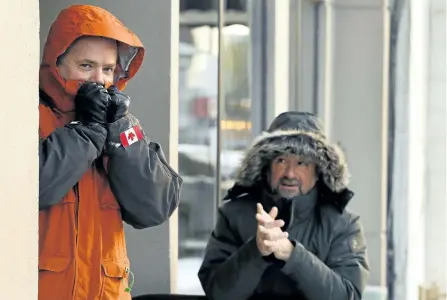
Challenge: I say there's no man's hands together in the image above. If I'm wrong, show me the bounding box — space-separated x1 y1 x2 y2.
256 203 294 261
106 86 130 123
74 82 110 127
74 82 134 156
75 82 130 126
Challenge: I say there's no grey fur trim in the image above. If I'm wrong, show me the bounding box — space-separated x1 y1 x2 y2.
236 130 350 192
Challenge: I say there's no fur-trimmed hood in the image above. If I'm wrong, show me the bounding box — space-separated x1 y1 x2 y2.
235 112 350 193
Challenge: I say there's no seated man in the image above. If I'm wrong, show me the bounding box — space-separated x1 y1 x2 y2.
198 111 369 300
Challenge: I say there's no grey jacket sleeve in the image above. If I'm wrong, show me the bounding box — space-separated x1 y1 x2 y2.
198 207 269 300
39 123 107 210
281 215 369 300
105 114 183 229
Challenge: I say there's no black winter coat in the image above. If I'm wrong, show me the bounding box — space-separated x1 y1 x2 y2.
198 185 369 300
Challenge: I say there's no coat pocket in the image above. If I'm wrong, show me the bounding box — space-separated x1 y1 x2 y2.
100 261 132 300
38 256 73 300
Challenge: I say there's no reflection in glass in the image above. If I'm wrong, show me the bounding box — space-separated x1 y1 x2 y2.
178 21 219 295
177 1 252 295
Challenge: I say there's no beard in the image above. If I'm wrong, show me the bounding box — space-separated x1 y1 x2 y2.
272 177 303 199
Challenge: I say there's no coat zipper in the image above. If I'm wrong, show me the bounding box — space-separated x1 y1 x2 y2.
72 183 80 298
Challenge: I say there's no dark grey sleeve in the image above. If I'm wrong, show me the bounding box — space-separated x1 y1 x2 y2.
280 215 369 300
106 114 183 229
198 208 270 300
39 123 106 210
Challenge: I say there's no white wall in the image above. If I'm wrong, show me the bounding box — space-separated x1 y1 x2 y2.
393 0 446 298
423 0 446 293
391 1 413 299
406 0 430 298
317 0 390 287
0 0 39 299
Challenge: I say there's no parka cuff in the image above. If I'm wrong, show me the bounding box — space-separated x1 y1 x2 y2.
105 114 148 156
281 240 306 275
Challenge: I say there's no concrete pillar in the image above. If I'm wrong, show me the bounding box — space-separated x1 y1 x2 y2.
404 0 430 298
316 0 390 288
389 0 446 298
39 0 179 295
0 0 39 299
423 0 446 294
390 1 412 299
391 0 446 298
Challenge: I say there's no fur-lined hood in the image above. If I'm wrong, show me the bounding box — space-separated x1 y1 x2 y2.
235 112 350 193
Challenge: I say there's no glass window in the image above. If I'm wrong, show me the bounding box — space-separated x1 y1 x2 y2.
177 10 219 295
177 0 254 295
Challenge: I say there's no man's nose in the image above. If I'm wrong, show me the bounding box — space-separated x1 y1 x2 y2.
90 68 105 85
284 164 296 178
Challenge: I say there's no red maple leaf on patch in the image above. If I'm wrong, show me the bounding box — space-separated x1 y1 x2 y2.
127 132 136 141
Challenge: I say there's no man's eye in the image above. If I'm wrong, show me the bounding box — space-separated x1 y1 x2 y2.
104 67 114 73
297 161 308 166
80 64 92 69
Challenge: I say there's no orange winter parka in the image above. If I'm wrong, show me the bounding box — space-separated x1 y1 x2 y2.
38 5 182 300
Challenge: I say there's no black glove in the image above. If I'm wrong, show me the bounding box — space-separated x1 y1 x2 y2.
106 86 130 123
74 82 110 127
73 82 110 154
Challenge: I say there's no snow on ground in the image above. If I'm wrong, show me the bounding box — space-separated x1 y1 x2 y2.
177 257 205 295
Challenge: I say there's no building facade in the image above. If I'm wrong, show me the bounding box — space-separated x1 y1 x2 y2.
1 0 445 299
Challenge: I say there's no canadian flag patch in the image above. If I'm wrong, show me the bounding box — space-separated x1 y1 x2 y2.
120 126 143 148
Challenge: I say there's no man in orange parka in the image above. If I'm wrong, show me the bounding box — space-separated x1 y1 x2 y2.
38 5 183 300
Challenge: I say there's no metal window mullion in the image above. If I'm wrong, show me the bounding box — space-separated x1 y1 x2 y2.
215 0 225 220
249 0 268 137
